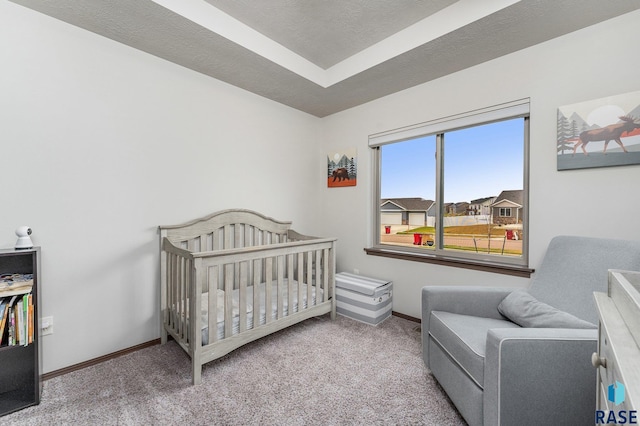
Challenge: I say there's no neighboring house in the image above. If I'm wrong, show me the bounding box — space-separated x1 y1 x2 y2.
380 198 434 226
444 202 470 216
491 190 523 225
469 196 496 216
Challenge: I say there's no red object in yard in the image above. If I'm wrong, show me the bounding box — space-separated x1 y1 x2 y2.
385 226 391 234
505 230 514 240
413 233 422 245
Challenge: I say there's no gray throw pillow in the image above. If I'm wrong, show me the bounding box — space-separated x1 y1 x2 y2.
498 291 597 329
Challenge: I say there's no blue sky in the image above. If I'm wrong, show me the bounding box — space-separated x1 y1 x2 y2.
381 118 524 203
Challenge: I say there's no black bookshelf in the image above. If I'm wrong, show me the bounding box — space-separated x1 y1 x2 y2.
0 247 41 416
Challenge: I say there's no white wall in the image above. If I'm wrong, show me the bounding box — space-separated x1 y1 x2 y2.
3 2 640 374
0 3 322 373
319 10 640 318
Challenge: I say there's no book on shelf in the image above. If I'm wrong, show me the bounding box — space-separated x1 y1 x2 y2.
21 294 26 346
8 308 14 346
16 301 22 345
8 295 18 346
22 294 30 346
28 294 33 344
0 299 8 345
0 292 34 347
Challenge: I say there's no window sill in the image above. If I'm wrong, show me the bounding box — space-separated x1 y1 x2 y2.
364 247 534 278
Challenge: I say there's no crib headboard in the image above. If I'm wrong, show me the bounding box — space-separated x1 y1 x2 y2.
159 209 294 252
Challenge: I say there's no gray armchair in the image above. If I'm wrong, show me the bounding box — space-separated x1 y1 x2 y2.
422 236 640 426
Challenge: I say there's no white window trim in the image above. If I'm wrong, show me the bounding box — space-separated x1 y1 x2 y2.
369 98 530 148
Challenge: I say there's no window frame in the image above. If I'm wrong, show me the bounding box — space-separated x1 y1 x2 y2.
500 208 512 217
367 99 532 277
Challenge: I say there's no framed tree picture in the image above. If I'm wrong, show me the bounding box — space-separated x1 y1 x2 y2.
327 148 357 187
557 90 640 171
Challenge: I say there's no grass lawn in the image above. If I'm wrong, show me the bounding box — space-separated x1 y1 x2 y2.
443 244 522 256
398 224 510 236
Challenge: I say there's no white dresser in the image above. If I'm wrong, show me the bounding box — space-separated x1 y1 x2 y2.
592 270 640 413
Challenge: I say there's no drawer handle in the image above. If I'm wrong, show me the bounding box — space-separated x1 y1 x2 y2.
591 352 607 369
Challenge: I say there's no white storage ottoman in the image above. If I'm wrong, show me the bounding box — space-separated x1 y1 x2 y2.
335 272 392 325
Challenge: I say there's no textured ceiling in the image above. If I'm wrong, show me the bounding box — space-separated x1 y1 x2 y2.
8 0 640 117
205 0 457 69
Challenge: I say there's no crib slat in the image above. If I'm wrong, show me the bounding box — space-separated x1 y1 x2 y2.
167 253 174 329
323 248 329 302
175 255 181 333
306 251 313 306
297 252 304 312
181 257 188 341
330 242 336 319
314 250 321 306
235 224 242 249
200 234 209 252
176 255 182 336
181 257 186 341
287 254 294 314
208 266 218 344
172 254 178 330
277 255 284 319
166 253 171 328
253 258 261 329
251 226 260 246
244 224 252 248
224 263 233 338
265 257 273 324
225 225 232 249
184 259 194 346
175 256 182 337
239 261 248 333
213 229 221 250
184 257 190 342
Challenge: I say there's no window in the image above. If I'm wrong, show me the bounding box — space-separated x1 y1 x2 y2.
367 100 531 274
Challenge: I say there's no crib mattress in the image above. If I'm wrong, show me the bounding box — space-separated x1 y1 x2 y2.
200 280 321 344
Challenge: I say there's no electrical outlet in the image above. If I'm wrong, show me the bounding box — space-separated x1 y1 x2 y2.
354 269 360 275
41 316 53 336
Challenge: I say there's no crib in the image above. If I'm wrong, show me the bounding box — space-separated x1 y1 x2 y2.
159 209 337 384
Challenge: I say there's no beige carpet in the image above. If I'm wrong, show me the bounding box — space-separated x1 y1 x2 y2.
1 315 465 425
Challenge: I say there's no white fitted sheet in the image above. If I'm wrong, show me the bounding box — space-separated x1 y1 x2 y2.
200 279 321 345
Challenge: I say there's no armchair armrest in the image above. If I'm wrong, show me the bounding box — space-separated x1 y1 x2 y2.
422 286 515 319
421 286 515 367
483 327 597 426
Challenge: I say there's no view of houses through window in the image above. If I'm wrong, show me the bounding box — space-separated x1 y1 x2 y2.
378 117 527 261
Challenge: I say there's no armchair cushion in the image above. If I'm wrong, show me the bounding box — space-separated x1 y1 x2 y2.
497 291 597 329
483 327 598 426
421 285 515 371
430 311 519 386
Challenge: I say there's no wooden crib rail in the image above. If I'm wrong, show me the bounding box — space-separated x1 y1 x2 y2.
159 209 293 251
190 237 337 259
